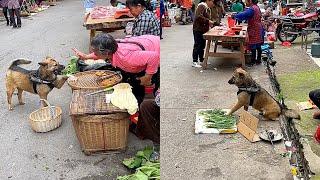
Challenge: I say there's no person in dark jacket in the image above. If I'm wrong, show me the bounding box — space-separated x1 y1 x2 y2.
192 0 215 68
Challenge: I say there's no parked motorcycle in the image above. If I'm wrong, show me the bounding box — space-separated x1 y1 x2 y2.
275 10 320 42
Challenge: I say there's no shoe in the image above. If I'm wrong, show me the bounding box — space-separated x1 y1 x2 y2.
12 25 17 28
17 25 21 28
256 60 261 65
192 62 202 68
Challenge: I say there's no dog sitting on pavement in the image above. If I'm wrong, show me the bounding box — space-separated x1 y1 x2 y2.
5 57 68 110
226 67 300 120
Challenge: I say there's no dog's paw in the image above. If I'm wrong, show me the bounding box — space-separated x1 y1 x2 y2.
225 109 232 116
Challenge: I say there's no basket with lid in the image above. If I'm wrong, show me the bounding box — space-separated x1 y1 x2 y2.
67 70 122 91
70 89 130 155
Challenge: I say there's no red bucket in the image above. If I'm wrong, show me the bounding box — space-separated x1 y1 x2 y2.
315 125 320 143
227 16 236 28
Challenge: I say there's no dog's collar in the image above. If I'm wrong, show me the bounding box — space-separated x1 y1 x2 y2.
238 85 261 93
30 70 57 84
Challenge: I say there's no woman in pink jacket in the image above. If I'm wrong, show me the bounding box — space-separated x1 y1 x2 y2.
73 33 160 104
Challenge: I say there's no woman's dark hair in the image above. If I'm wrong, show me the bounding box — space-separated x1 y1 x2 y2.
91 33 118 55
126 0 153 11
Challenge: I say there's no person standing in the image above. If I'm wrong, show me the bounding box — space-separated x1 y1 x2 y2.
192 0 214 68
126 0 161 37
232 0 264 66
1 0 10 26
7 0 21 28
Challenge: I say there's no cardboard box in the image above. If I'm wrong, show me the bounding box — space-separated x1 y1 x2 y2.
237 111 261 142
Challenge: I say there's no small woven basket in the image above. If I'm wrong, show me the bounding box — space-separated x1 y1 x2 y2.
29 99 62 133
67 70 122 91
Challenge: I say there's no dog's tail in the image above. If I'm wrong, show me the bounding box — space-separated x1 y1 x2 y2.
283 109 301 120
9 59 32 69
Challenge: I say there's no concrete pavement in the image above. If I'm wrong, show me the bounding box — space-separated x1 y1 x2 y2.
160 24 319 180
0 1 151 179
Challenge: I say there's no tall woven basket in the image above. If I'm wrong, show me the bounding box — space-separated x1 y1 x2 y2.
29 99 62 133
71 113 130 155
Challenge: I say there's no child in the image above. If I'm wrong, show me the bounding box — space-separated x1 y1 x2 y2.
7 0 21 28
192 0 214 68
232 0 264 66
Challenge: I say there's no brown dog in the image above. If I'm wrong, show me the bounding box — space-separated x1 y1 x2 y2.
226 67 300 120
6 57 68 110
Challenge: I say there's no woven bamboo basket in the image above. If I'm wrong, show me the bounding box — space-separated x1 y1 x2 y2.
29 99 62 133
71 113 130 155
67 70 122 91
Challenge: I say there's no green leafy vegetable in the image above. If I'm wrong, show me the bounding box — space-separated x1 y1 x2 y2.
62 56 79 75
117 147 160 180
199 109 236 129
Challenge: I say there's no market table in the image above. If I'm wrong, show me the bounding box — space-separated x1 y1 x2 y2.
202 27 247 69
84 14 135 48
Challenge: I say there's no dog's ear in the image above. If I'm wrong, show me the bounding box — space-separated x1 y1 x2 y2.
38 62 48 66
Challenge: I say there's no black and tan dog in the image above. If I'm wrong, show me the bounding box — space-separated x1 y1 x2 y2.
226 67 300 120
6 57 68 110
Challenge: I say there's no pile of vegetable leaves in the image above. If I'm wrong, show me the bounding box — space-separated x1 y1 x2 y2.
117 146 160 180
62 56 79 75
199 109 236 129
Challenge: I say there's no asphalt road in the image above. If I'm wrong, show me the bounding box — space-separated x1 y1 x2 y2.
0 1 151 179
